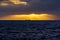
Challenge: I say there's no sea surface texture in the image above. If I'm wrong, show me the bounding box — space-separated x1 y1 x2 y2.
0 20 60 40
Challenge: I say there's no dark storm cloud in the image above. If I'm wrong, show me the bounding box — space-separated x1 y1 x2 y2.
0 0 60 16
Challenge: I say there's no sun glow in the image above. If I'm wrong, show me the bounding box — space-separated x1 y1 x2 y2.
0 13 58 20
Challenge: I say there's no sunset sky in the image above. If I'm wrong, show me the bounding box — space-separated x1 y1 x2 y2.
0 0 60 20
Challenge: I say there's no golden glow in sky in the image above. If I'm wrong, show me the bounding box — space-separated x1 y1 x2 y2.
0 2 8 6
0 13 59 20
0 0 28 6
9 0 27 5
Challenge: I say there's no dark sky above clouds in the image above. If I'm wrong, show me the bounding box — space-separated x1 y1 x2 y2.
0 0 60 17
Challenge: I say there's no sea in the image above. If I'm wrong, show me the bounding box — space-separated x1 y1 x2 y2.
0 20 60 40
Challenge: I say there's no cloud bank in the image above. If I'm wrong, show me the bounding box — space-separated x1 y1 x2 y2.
0 0 60 19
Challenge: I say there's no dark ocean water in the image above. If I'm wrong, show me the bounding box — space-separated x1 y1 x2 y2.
0 20 60 40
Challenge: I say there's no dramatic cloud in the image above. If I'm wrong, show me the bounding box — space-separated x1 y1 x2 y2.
0 0 60 20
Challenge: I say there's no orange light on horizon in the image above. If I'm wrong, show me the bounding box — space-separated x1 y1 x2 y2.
0 13 59 20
